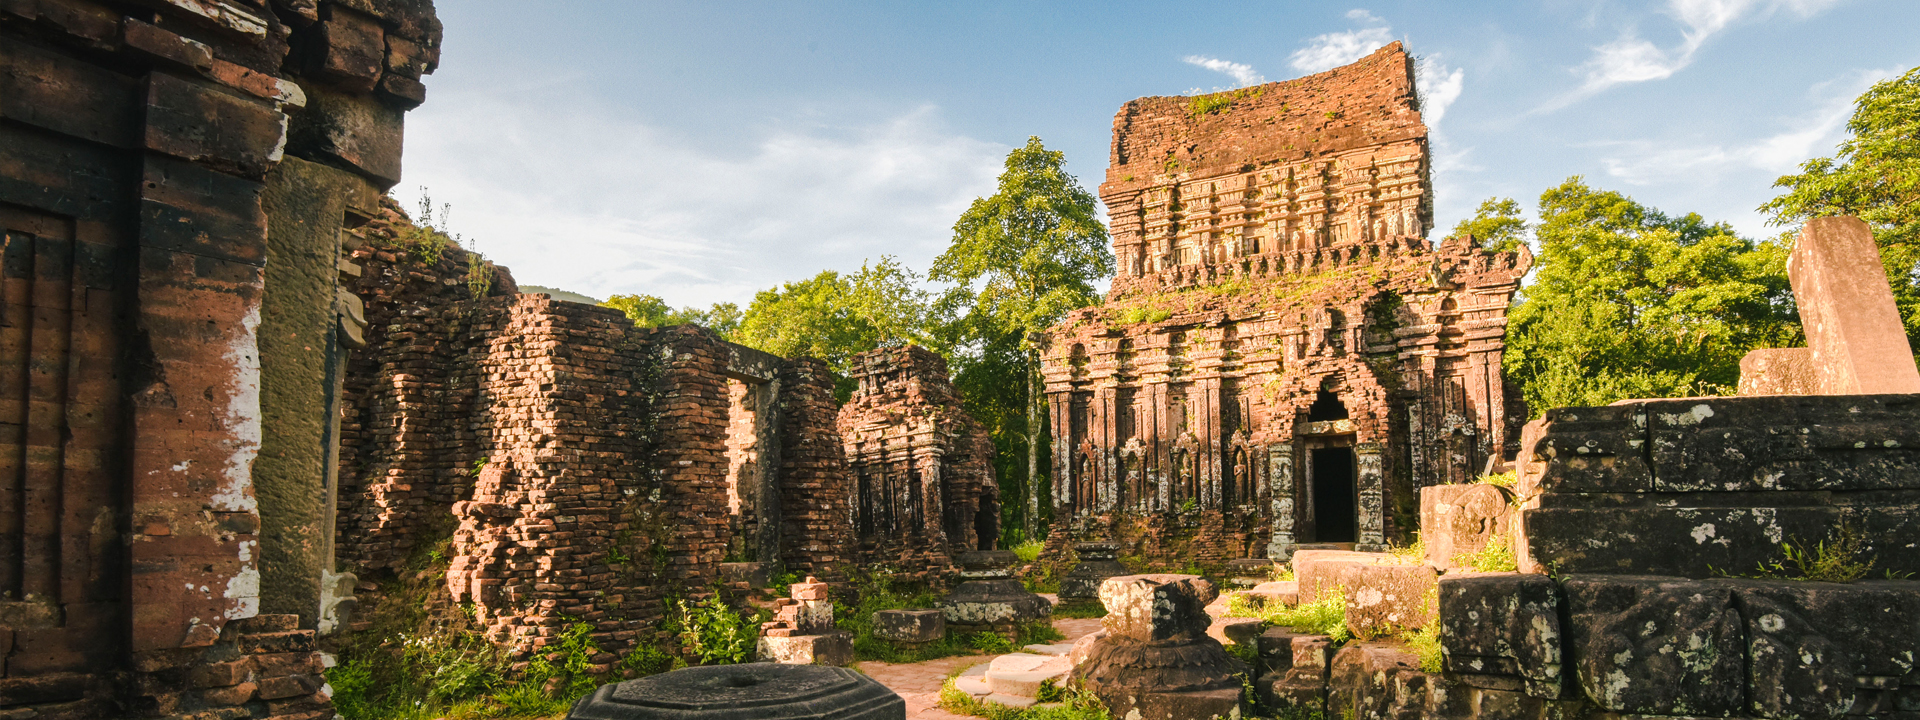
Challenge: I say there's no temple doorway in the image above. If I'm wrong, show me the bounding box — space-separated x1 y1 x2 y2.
1309 446 1358 542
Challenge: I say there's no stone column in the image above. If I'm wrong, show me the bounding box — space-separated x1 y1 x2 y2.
1355 444 1385 551
1788 216 1920 394
1266 447 1296 560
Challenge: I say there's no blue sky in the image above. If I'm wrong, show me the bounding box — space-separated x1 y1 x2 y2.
395 0 1919 307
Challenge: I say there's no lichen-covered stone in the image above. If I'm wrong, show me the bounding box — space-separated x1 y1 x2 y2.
1732 579 1920 719
1293 549 1387 602
1073 575 1247 720
1438 571 1562 699
1339 561 1437 636
871 610 944 644
1562 575 1744 716
1059 542 1129 599
1420 484 1513 569
568 664 903 719
938 579 1049 626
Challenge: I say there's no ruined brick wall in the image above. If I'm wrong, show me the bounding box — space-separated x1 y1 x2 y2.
772 358 857 580
1043 43 1530 566
0 1 439 717
837 346 1000 583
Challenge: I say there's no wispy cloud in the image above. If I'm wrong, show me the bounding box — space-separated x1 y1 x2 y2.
396 92 1006 307
1594 67 1888 186
1182 55 1265 88
1419 57 1466 128
1289 9 1394 73
1543 0 1845 111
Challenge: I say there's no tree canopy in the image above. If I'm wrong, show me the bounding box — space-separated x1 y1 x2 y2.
1761 65 1920 343
1449 197 1529 252
601 294 742 338
1502 178 1801 412
731 256 936 376
931 136 1113 540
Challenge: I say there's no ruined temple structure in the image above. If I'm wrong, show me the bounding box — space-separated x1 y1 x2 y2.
0 1 440 717
1042 43 1531 562
837 345 1000 582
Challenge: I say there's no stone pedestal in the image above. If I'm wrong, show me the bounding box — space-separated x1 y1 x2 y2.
939 551 1050 635
1071 574 1248 720
872 609 944 644
566 664 904 719
759 576 854 666
1059 542 1129 600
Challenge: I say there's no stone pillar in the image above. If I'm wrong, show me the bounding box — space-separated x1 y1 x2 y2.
1788 216 1920 394
1354 444 1385 551
1266 446 1296 560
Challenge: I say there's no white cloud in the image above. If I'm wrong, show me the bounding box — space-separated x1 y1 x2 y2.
1594 67 1888 186
396 93 1007 307
1419 58 1466 128
1544 0 1846 110
1289 9 1394 74
1182 55 1265 88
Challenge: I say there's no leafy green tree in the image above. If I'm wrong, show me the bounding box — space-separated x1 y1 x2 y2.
1504 178 1801 413
733 256 936 386
1450 197 1530 252
602 294 742 339
930 137 1112 540
1761 66 1920 344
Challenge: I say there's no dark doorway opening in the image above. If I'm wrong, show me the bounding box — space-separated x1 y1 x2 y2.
1310 447 1357 542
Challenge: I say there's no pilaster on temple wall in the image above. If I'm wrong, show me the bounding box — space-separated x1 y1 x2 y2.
837 345 1000 584
1043 43 1532 566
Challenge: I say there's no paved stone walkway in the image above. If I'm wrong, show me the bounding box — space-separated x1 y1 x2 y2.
859 617 1105 720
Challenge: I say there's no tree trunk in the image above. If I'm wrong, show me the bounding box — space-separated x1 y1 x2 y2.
1025 348 1041 543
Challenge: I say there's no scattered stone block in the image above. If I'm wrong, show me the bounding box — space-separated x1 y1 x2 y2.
870 609 943 644
1073 575 1248 720
984 652 1071 697
756 632 855 667
1327 642 1438 720
1205 617 1263 648
566 664 904 719
1733 578 1920 719
1437 571 1562 699
1243 581 1298 608
1292 549 1386 603
938 579 1050 629
1562 575 1745 716
1339 562 1437 636
761 576 852 666
1419 483 1513 569
1059 542 1129 599
1022 643 1075 656
1788 215 1920 395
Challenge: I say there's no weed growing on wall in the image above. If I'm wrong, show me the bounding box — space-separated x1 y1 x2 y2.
1461 535 1519 573
1718 522 1876 582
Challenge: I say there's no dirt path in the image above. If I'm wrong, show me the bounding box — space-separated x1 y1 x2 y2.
858 617 1105 720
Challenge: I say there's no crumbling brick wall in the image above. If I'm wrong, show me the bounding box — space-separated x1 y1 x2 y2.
774 357 858 580
0 0 440 717
837 346 1001 584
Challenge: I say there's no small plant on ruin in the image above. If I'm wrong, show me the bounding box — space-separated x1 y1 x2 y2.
969 631 1016 654
1724 523 1874 583
1232 587 1351 643
938 676 1112 720
675 595 759 665
466 251 494 298
1177 497 1198 514
1268 563 1296 582
1385 535 1425 565
1477 471 1517 488
1461 534 1519 573
621 643 679 677
1187 87 1263 119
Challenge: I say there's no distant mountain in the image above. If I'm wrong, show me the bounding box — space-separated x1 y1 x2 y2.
518 285 603 306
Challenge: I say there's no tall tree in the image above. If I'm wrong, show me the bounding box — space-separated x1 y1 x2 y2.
1504 178 1801 412
930 137 1112 541
1761 66 1920 345
732 256 936 393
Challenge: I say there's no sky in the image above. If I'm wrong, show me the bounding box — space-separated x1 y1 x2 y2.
395 0 1920 308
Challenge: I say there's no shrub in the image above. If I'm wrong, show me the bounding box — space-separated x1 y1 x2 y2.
676 596 758 665
1461 535 1519 573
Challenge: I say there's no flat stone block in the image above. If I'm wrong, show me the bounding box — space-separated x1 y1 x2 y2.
1292 550 1387 603
1523 503 1920 579
952 673 991 697
1733 578 1920 719
1022 643 1075 656
1739 347 1815 396
1338 561 1437 635
1204 617 1263 648
1132 686 1245 720
756 631 855 667
981 693 1036 708
870 609 943 644
1517 404 1654 494
1438 571 1562 699
1244 580 1298 608
984 652 1071 697
566 664 904 719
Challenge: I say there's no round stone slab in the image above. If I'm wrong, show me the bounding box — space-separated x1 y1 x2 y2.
567 664 905 720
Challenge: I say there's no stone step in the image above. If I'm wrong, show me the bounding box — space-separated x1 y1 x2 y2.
1022 643 1076 656
953 673 992 696
984 652 1072 697
983 693 1037 708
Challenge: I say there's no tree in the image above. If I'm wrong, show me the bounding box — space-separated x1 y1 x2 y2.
602 294 742 339
930 137 1112 541
1504 178 1801 413
732 256 936 390
1761 66 1920 345
1450 197 1529 252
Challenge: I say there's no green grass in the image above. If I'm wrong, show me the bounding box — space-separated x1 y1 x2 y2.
1012 540 1045 563
1460 535 1519 573
1716 523 1875 583
1049 599 1107 619
1223 587 1350 643
938 678 1112 720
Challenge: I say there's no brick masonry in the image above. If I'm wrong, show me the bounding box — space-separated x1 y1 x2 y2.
0 0 440 717
837 346 1001 584
1043 43 1530 567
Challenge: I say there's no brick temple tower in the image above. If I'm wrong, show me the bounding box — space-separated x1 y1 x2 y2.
1041 43 1531 561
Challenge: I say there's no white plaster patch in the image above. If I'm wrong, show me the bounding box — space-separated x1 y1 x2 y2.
210 303 263 514
172 460 192 472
